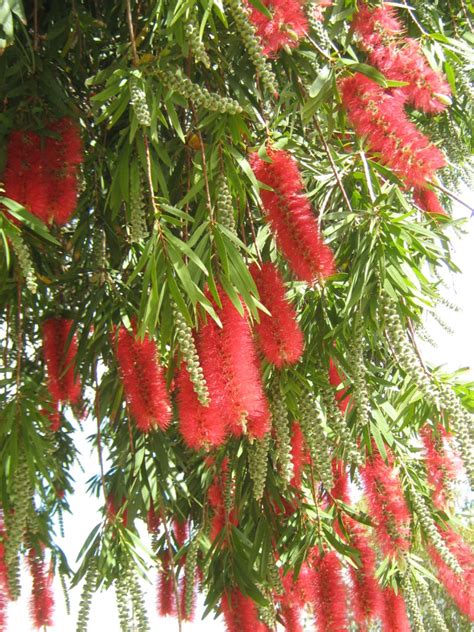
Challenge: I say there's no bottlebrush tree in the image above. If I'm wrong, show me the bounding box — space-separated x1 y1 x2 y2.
0 1 473 631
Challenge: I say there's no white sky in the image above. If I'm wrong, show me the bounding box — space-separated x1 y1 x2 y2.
5 201 473 632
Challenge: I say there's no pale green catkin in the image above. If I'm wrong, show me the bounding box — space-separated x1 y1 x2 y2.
258 600 277 629
318 368 363 466
127 567 150 631
417 581 449 632
270 384 294 486
185 12 210 68
247 433 270 501
402 574 426 632
267 556 283 594
307 3 331 51
4 453 34 599
9 231 37 293
59 569 71 616
129 173 149 243
382 297 474 488
224 0 277 95
349 321 371 427
429 310 454 335
299 395 334 490
115 571 132 632
158 69 242 114
129 78 151 127
172 303 210 406
223 465 234 518
409 486 462 576
76 560 98 632
184 535 199 619
216 173 237 234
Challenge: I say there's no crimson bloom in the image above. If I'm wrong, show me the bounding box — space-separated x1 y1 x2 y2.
43 318 81 413
28 549 54 629
246 0 308 56
250 262 304 367
250 149 335 283
222 588 266 632
413 187 447 216
380 587 410 632
115 325 171 432
311 550 348 631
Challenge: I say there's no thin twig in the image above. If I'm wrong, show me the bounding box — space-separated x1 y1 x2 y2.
429 180 473 213
93 364 108 503
359 149 376 204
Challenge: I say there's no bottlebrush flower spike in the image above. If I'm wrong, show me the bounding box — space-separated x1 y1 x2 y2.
176 360 227 450
421 424 459 510
157 550 177 617
222 588 265 632
197 287 270 439
290 421 309 488
281 604 303 632
250 149 335 283
245 0 308 56
429 526 474 620
330 459 350 503
179 573 196 622
351 2 403 51
249 262 304 367
312 551 348 631
329 359 351 414
115 325 171 432
173 519 188 548
360 446 411 557
340 74 445 190
348 521 383 627
413 187 447 216
147 502 161 533
28 550 54 629
380 587 410 632
43 318 81 409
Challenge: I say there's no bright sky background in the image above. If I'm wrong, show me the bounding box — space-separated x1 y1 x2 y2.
6 200 473 631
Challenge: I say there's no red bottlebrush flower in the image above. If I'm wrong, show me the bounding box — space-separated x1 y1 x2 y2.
352 3 403 51
429 526 474 620
115 325 171 433
380 587 410 632
157 550 177 617
173 520 188 548
176 360 227 450
0 591 5 632
413 187 447 216
222 588 265 632
147 503 161 533
290 421 309 488
330 459 350 504
250 149 335 283
340 74 445 189
312 0 333 22
106 495 128 527
197 288 270 439
281 604 303 632
43 318 81 407
329 359 351 414
28 550 54 629
245 0 308 56
250 262 304 367
312 551 348 632
348 521 383 627
360 446 410 558
421 424 459 510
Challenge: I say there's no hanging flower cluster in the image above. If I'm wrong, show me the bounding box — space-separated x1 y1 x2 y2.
177 286 270 449
42 318 81 430
250 262 304 368
2 118 82 225
342 2 450 214
115 325 171 433
421 424 459 510
245 0 308 56
250 149 335 282
311 550 348 631
352 3 451 115
28 549 54 630
360 446 411 558
222 587 267 632
380 587 411 632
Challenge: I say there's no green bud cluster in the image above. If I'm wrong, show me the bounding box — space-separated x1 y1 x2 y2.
267 556 283 594
129 173 149 243
318 370 362 466
436 295 460 312
127 567 150 632
309 10 331 51
270 384 294 486
10 231 37 293
258 601 277 629
223 465 234 518
173 303 210 406
410 486 462 575
158 69 242 114
454 62 474 102
129 78 151 127
76 559 98 632
114 571 132 632
416 321 437 348
429 310 454 335
216 173 237 234
247 433 270 501
299 395 334 490
4 453 35 598
417 581 449 632
383 298 474 487
185 13 210 68
349 321 371 428
59 569 71 616
224 0 277 95
402 574 426 632
184 535 199 619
